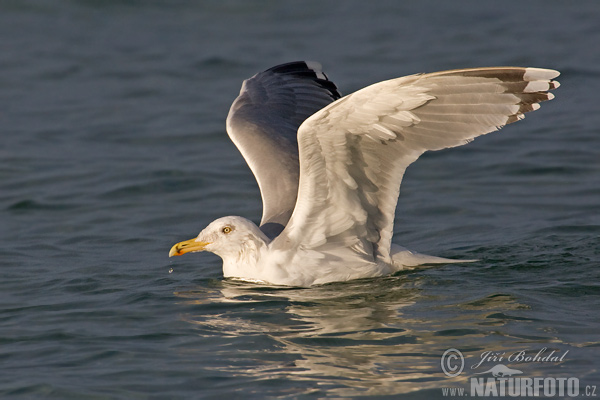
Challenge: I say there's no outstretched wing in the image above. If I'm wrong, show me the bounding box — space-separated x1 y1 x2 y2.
272 67 560 264
225 62 341 238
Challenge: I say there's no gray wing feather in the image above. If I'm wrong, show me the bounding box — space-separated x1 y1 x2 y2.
226 62 341 238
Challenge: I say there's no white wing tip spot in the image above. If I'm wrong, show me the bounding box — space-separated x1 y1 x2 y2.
524 81 550 93
305 61 327 80
524 68 560 81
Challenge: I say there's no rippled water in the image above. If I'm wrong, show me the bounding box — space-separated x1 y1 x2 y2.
1 1 599 398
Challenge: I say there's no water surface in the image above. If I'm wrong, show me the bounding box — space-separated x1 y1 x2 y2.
1 1 599 398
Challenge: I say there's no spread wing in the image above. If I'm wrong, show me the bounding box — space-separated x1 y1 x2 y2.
225 61 341 238
272 67 560 265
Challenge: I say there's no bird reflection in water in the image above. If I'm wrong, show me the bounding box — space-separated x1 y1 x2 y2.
172 274 550 396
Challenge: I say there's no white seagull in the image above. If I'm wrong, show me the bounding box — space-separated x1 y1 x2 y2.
169 61 559 286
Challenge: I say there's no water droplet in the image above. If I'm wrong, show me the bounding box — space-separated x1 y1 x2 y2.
168 268 174 274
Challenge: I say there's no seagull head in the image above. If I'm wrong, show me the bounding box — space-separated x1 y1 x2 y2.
169 216 269 262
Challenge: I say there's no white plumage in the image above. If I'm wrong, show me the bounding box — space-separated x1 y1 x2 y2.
170 62 559 287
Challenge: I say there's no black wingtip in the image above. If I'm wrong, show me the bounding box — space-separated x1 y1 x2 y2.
265 61 320 75
264 61 342 100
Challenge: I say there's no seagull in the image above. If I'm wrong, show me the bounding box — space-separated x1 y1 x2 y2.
169 61 559 287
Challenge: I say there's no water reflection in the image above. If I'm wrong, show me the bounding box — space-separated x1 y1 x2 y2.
174 274 568 397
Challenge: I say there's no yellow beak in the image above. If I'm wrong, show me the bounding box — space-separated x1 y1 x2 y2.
169 238 210 257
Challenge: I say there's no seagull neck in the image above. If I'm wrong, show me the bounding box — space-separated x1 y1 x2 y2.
222 231 270 278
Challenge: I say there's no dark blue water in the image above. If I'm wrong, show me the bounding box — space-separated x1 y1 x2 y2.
1 1 599 398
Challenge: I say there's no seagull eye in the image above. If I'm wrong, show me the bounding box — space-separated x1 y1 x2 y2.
222 226 232 234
